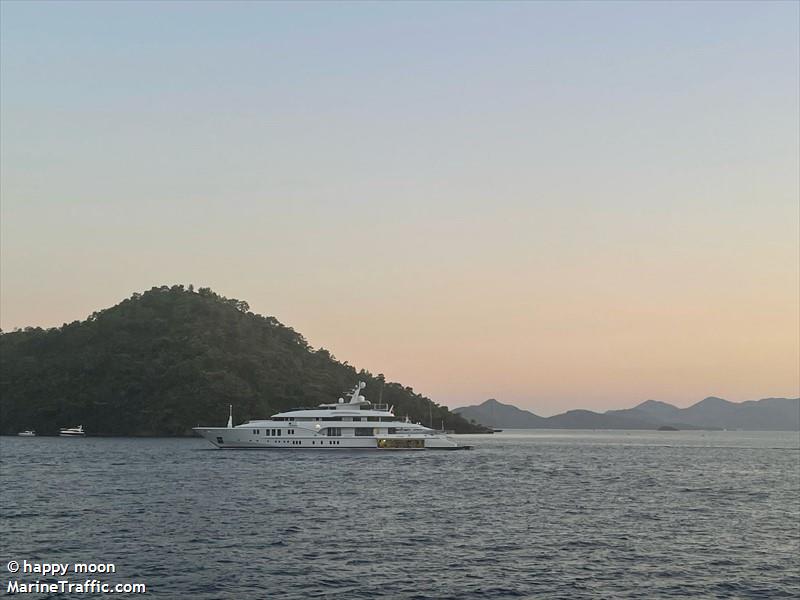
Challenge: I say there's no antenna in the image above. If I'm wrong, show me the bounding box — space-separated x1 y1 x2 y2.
227 405 233 429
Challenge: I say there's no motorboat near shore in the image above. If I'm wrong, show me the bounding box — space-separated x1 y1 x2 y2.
17 430 36 437
194 382 472 451
59 425 85 437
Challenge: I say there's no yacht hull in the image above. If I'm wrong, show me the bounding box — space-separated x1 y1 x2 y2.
193 427 460 450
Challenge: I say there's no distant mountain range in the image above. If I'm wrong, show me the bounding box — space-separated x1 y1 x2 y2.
454 397 800 431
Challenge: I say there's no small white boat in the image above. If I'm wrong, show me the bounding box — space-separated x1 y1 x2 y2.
17 430 36 437
59 425 85 437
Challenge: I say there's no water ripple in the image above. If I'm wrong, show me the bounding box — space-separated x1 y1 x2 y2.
1 431 798 599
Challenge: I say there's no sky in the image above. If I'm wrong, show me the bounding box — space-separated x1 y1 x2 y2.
1 1 798 415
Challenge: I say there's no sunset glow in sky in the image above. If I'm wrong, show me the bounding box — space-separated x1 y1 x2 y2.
2 1 798 414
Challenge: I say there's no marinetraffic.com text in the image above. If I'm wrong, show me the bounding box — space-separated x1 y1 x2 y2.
6 560 147 595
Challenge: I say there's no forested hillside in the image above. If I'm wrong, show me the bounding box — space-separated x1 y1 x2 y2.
0 285 487 435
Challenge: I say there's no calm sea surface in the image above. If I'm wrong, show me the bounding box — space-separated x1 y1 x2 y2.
1 430 798 599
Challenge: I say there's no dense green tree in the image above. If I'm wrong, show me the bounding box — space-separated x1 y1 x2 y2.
0 286 489 436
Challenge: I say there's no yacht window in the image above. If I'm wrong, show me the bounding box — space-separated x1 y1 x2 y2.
277 429 281 436
216 437 224 444
352 417 362 422
388 428 397 434
354 428 373 437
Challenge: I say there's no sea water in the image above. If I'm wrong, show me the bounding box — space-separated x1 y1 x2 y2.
1 430 798 598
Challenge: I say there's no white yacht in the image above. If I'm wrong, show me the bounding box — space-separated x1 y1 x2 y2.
17 430 36 437
59 425 85 437
194 382 468 450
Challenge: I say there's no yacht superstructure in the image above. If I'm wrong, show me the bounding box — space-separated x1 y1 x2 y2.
193 382 466 450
